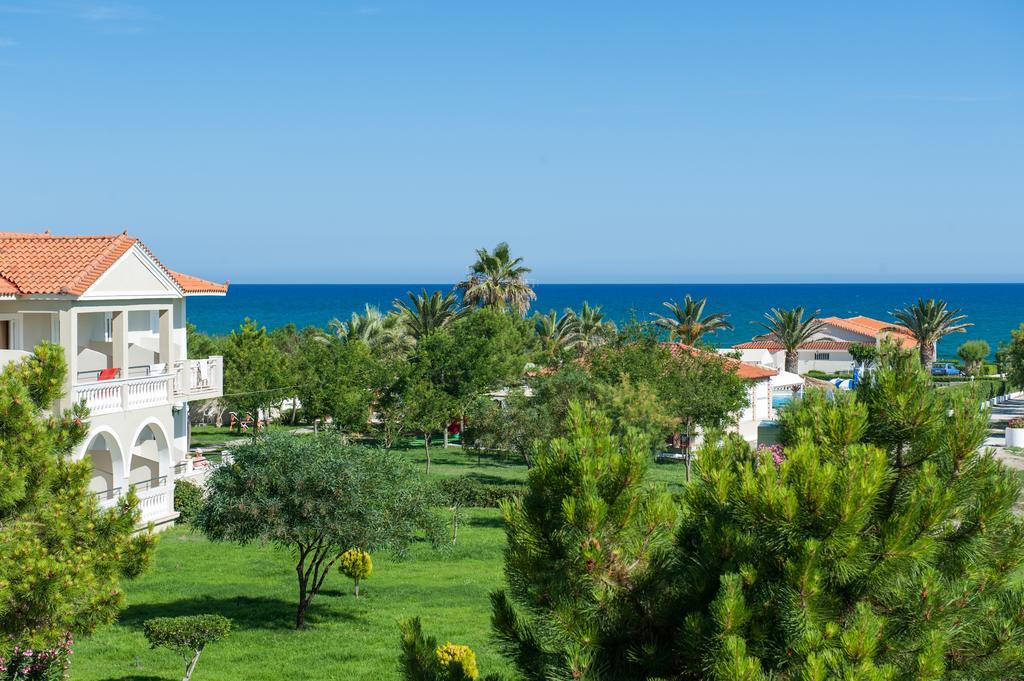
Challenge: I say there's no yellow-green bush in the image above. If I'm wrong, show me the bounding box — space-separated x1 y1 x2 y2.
338 549 372 597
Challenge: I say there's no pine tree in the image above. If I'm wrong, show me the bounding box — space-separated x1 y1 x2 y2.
490 402 677 680
0 343 153 664
669 343 1024 679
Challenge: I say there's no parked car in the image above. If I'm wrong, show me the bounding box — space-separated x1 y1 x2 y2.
932 362 961 376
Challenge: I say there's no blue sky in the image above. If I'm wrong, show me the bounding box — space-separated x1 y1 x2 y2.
0 2 1021 284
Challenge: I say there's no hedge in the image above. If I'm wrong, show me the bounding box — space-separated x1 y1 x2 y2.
432 477 526 508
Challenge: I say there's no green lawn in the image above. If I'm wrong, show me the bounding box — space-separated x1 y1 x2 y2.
74 436 692 680
73 509 512 681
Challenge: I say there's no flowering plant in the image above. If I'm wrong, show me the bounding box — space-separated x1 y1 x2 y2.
757 443 786 466
1008 417 1024 429
0 634 72 681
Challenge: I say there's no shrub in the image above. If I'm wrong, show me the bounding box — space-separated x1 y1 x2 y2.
0 633 72 680
432 477 526 508
1009 417 1024 429
143 615 231 681
173 479 204 524
338 549 372 598
399 618 491 681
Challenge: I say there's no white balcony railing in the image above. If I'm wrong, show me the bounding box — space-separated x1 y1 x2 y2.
93 477 175 525
73 373 174 415
173 356 223 401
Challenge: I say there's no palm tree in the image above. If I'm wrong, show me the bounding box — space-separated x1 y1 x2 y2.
755 307 826 374
393 289 466 342
328 305 410 351
888 298 971 373
570 302 617 354
534 310 582 362
652 295 733 345
456 242 535 315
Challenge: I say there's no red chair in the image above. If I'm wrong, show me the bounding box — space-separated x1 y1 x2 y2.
98 368 120 381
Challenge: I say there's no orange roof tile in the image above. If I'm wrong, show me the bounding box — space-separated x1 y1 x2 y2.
733 340 852 351
0 231 227 297
818 315 917 349
169 270 229 295
668 342 777 380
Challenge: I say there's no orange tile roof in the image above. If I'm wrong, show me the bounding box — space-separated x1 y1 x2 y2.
0 231 227 296
734 340 852 351
668 342 777 380
820 315 917 349
168 270 229 294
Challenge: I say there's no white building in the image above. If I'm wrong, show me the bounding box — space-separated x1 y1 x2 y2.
731 315 917 374
669 343 785 446
0 231 227 528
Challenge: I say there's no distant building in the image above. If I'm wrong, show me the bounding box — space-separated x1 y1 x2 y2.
0 231 227 529
730 315 917 374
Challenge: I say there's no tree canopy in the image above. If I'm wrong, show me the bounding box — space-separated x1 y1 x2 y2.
197 432 436 628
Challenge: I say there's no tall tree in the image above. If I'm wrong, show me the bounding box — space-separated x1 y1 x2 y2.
570 302 617 354
393 289 466 342
456 242 535 315
491 403 677 680
652 295 733 345
1006 323 1024 389
197 432 435 628
329 304 411 353
0 343 152 667
293 329 378 431
533 310 582 364
221 318 287 434
755 306 826 373
888 298 971 373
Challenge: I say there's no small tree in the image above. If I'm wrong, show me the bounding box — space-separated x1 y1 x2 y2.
197 432 435 628
956 339 991 376
143 615 231 681
399 617 492 681
847 341 878 368
338 549 373 598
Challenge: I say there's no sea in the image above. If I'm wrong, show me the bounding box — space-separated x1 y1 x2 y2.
188 283 1024 360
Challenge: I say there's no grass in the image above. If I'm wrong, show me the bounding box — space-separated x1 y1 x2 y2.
73 509 513 681
74 434 693 679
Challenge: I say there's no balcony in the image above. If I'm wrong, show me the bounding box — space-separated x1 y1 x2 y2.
94 476 176 527
172 356 223 401
74 372 175 415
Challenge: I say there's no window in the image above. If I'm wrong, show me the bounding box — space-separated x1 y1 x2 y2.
0 320 10 350
814 352 830 361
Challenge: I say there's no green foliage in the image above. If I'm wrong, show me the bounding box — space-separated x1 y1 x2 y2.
456 242 535 315
394 289 467 341
197 432 435 628
0 343 152 663
956 339 990 376
491 402 677 679
1006 323 1024 389
399 617 495 681
432 477 527 508
221 318 287 430
292 328 380 429
173 479 204 525
669 344 1024 679
889 298 972 371
651 295 733 345
143 614 231 681
847 341 878 366
755 306 826 372
339 549 373 597
185 322 221 360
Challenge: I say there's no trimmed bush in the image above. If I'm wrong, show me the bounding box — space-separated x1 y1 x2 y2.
432 477 526 508
173 479 204 524
143 614 231 681
338 549 373 598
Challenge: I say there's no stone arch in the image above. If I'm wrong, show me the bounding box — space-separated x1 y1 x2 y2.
81 427 125 500
128 418 171 489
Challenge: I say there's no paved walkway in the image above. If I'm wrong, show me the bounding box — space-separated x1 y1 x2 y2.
988 397 1024 471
